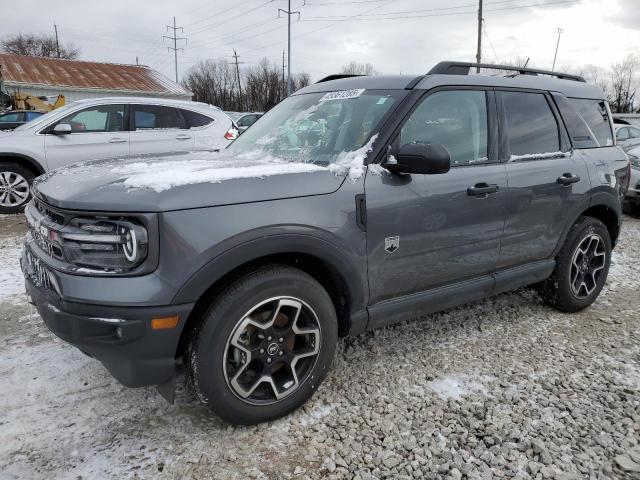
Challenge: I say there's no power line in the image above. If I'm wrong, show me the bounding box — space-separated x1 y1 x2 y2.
301 0 580 21
483 22 499 63
163 16 187 82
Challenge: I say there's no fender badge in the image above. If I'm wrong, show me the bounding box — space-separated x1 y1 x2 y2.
384 236 400 254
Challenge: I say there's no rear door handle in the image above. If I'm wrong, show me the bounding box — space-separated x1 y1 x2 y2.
109 137 127 144
467 183 499 197
176 134 192 140
557 173 581 185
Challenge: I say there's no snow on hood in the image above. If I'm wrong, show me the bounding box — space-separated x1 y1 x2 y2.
110 153 327 193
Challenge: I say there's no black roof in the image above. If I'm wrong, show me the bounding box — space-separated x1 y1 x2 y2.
296 61 604 100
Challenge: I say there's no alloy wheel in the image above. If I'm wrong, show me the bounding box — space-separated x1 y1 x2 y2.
570 234 606 299
223 296 321 405
0 171 30 207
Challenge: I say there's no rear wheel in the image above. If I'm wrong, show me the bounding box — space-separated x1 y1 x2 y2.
186 265 338 425
0 162 34 214
542 216 611 312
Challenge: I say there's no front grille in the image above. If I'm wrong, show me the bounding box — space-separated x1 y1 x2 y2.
25 199 66 261
24 245 54 291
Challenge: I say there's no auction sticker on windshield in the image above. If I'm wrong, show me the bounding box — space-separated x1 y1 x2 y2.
320 89 365 102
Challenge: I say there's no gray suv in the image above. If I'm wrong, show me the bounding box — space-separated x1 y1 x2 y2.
22 62 630 425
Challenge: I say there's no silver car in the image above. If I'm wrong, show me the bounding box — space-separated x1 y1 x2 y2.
615 124 640 152
626 146 640 214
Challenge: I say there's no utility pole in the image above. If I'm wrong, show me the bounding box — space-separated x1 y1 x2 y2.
282 50 287 99
551 27 564 72
278 1 300 96
53 23 60 58
232 49 245 111
475 0 483 72
163 17 186 83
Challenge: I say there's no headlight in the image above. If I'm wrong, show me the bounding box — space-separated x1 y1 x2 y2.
61 217 148 272
629 154 640 170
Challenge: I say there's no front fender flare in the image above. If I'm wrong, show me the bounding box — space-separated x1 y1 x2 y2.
171 233 369 319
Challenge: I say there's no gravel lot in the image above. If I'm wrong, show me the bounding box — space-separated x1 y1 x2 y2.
1 213 639 479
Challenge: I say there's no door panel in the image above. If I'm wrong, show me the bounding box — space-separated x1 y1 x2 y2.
365 88 507 305
498 154 590 267
365 164 507 304
496 90 591 267
44 104 129 168
129 104 194 154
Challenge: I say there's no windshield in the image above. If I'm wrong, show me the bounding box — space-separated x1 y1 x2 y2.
227 90 402 165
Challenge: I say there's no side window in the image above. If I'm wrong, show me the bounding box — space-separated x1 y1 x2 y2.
568 98 613 147
181 109 214 128
238 114 258 128
629 127 640 138
0 112 22 123
133 105 184 130
617 128 630 141
25 112 42 121
59 105 125 133
502 92 559 157
400 90 489 167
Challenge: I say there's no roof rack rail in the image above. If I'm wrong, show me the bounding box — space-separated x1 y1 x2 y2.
316 74 366 83
428 61 586 83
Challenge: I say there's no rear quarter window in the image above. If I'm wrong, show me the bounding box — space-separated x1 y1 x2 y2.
568 98 613 147
181 109 215 128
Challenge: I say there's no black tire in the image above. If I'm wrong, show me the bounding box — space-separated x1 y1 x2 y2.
542 216 611 312
0 162 35 214
186 265 338 425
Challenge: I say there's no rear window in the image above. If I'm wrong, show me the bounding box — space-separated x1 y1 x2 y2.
568 98 613 147
133 105 185 130
501 91 560 157
181 109 214 128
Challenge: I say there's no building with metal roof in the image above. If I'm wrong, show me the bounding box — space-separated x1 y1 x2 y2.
0 54 192 102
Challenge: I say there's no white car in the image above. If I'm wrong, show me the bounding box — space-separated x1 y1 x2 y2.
0 97 238 213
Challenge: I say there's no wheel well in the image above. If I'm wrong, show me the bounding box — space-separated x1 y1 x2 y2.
581 205 620 246
175 253 352 359
0 155 45 177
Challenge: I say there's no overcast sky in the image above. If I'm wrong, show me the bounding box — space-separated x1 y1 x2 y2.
1 0 639 83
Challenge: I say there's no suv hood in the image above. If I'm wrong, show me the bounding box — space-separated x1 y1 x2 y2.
33 151 346 212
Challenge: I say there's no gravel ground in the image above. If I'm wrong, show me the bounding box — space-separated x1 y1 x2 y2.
1 213 639 479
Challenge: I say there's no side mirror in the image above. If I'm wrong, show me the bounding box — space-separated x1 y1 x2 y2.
53 123 72 135
384 143 451 175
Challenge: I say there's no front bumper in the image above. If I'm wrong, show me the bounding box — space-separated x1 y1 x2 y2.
22 246 194 388
625 167 640 207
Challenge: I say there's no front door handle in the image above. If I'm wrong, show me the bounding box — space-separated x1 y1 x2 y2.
557 173 581 185
176 134 192 140
467 183 499 197
109 137 127 144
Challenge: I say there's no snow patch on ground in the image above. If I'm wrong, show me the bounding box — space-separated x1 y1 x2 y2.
0 237 24 300
426 375 490 400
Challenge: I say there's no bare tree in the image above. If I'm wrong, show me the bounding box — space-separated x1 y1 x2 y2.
608 54 639 114
183 57 311 112
341 61 380 76
1 33 79 60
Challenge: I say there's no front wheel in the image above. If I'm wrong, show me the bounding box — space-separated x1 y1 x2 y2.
542 216 611 312
186 265 338 425
0 162 34 214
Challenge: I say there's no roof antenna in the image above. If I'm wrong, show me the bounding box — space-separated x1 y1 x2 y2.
523 57 530 68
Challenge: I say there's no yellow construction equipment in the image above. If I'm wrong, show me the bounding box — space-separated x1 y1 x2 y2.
10 92 65 111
